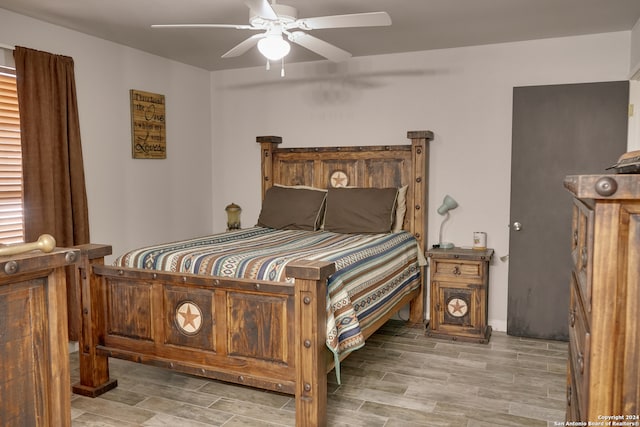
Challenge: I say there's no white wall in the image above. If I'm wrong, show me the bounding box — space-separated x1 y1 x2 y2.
0 8 213 260
631 17 640 78
629 17 640 151
630 80 640 152
211 32 631 331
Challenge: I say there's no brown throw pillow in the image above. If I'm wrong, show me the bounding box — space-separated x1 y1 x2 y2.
257 186 326 230
324 187 398 234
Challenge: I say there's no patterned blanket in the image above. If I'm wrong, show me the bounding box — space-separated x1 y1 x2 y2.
114 227 422 370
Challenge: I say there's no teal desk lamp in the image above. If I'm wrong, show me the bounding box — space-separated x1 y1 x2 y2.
437 195 458 249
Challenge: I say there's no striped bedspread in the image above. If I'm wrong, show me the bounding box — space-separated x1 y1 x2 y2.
114 227 422 364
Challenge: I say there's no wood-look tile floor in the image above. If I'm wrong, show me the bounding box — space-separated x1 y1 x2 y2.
69 320 568 427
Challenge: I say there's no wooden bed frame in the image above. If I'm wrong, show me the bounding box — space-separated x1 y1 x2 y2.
71 130 433 426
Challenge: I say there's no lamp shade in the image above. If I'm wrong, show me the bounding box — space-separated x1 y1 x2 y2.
437 195 458 249
437 195 459 215
257 35 291 61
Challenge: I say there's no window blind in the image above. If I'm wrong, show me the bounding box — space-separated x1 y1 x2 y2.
0 68 24 244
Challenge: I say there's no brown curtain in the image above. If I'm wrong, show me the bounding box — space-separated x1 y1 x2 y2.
13 46 90 247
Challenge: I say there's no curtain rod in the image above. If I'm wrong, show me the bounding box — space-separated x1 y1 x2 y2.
0 43 15 50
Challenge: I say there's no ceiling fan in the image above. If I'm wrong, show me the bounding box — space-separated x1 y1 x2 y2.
152 0 392 64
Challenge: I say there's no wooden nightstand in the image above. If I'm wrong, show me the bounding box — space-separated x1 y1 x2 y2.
425 247 493 343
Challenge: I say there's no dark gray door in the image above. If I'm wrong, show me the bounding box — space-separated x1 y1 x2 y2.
508 81 629 340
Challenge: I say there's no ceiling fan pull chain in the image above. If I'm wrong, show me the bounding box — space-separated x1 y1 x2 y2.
281 58 285 77
266 59 270 70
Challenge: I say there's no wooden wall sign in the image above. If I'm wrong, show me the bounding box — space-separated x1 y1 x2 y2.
130 89 166 159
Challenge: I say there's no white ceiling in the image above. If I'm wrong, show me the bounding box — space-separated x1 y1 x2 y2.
2 0 640 71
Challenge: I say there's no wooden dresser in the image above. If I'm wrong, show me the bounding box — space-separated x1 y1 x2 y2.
0 247 79 427
564 174 640 422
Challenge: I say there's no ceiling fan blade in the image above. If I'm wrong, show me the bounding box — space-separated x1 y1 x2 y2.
297 11 391 30
221 33 265 58
288 32 351 62
152 23 255 30
244 0 278 20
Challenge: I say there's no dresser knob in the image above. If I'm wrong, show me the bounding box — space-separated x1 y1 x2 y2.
594 176 617 197
4 260 18 275
569 309 576 327
578 353 585 374
453 266 461 275
65 251 77 263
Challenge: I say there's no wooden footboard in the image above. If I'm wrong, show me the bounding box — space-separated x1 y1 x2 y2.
72 244 336 426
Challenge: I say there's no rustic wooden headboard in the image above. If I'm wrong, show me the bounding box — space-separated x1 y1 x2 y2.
257 130 433 254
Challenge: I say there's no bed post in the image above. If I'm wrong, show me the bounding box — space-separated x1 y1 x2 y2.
72 244 118 397
407 130 434 324
257 136 283 199
286 260 336 427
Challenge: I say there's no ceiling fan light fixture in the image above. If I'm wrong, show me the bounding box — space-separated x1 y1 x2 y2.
153 1 392 63
257 35 291 61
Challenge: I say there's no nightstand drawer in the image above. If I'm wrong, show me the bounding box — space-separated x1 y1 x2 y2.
432 260 482 281
569 272 590 414
571 199 593 312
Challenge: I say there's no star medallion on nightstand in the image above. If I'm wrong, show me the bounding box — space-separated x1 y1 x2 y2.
447 298 468 317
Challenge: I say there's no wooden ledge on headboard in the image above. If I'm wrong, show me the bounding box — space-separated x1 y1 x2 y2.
256 135 283 145
407 130 434 140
